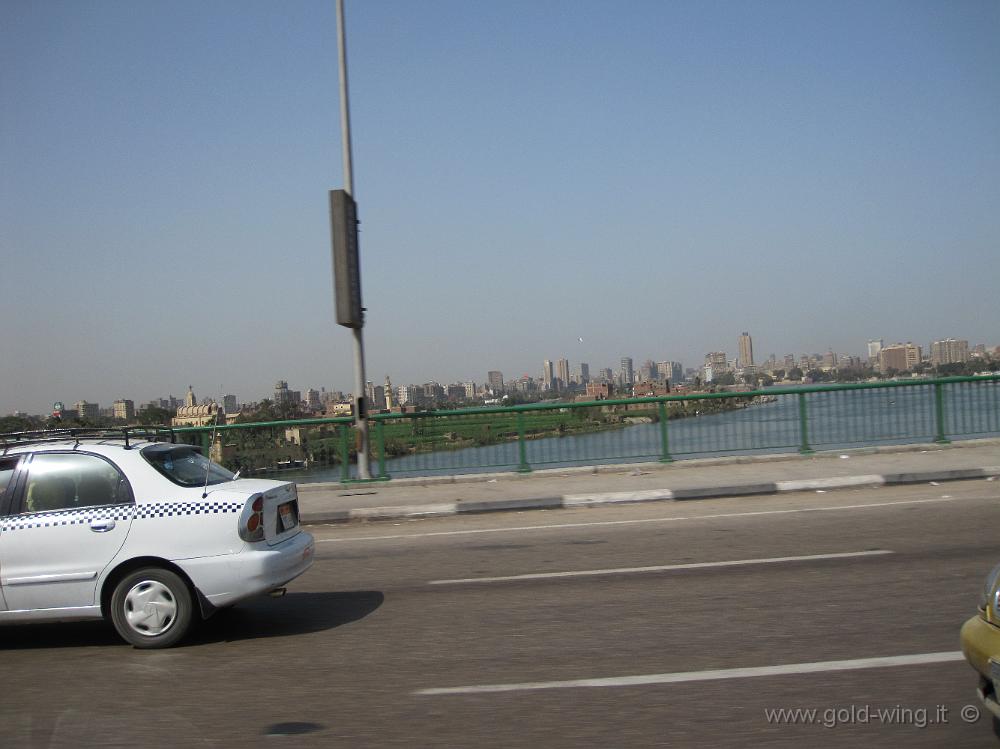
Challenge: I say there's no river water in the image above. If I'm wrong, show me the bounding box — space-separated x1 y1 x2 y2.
292 380 999 482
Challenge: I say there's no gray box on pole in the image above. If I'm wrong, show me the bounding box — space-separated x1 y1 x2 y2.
329 189 363 328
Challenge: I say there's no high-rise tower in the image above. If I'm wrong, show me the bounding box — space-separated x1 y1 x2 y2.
557 359 570 388
620 357 634 386
738 332 754 368
542 360 554 390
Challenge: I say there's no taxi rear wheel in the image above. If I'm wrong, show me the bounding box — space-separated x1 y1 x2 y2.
109 568 194 648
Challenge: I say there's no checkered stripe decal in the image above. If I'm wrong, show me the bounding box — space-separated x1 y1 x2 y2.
133 501 243 519
0 501 243 533
0 505 135 532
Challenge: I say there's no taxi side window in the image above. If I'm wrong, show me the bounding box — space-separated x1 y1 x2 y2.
0 457 19 507
24 453 129 513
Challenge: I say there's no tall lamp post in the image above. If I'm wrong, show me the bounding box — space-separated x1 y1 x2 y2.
331 0 370 479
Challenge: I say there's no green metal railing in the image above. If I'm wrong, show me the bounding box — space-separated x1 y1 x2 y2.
177 375 1000 482
174 416 356 482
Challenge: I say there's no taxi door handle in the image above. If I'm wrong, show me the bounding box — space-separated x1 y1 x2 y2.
90 519 116 532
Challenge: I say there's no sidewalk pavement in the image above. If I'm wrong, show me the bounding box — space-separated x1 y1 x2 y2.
295 439 1000 525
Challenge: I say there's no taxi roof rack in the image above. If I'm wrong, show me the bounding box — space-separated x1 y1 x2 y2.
0 427 177 453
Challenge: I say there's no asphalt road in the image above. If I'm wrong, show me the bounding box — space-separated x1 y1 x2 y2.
4 479 1000 748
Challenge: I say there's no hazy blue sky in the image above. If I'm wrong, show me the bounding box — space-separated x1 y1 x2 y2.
2 0 998 414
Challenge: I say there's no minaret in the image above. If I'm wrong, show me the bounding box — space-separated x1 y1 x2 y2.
185 386 196 408
384 376 395 410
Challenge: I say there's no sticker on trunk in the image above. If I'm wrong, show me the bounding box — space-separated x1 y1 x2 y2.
278 502 297 531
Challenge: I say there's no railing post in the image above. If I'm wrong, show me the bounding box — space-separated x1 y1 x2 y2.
202 431 211 459
798 392 814 455
516 412 531 472
934 382 951 444
658 401 673 463
339 424 350 482
376 419 389 479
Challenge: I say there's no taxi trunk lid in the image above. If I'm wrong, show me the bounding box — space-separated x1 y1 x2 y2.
230 479 301 546
260 481 301 546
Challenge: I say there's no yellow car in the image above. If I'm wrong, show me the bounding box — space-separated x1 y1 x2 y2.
961 563 1000 733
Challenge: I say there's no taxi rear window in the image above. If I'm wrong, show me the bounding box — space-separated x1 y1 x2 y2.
141 445 235 487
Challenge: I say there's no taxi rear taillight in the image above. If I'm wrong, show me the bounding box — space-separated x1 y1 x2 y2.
239 495 265 542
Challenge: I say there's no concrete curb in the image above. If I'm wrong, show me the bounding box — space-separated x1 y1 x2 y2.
294 437 1000 494
299 466 1000 526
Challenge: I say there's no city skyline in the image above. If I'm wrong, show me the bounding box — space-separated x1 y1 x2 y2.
7 330 995 417
3 2 998 417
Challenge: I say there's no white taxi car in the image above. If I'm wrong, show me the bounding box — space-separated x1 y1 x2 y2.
0 428 314 648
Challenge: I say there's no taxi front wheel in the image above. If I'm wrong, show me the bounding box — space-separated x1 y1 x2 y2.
110 568 194 648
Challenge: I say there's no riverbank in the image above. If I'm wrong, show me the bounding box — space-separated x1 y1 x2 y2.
226 392 777 477
212 376 998 483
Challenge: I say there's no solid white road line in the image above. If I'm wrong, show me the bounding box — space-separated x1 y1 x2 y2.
415 651 965 696
427 549 893 585
315 495 969 543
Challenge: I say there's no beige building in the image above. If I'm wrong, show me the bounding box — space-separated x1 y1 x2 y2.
75 401 100 420
324 401 354 417
930 338 969 366
705 352 729 373
738 332 754 368
172 403 223 427
172 387 223 427
112 399 135 422
880 343 922 373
